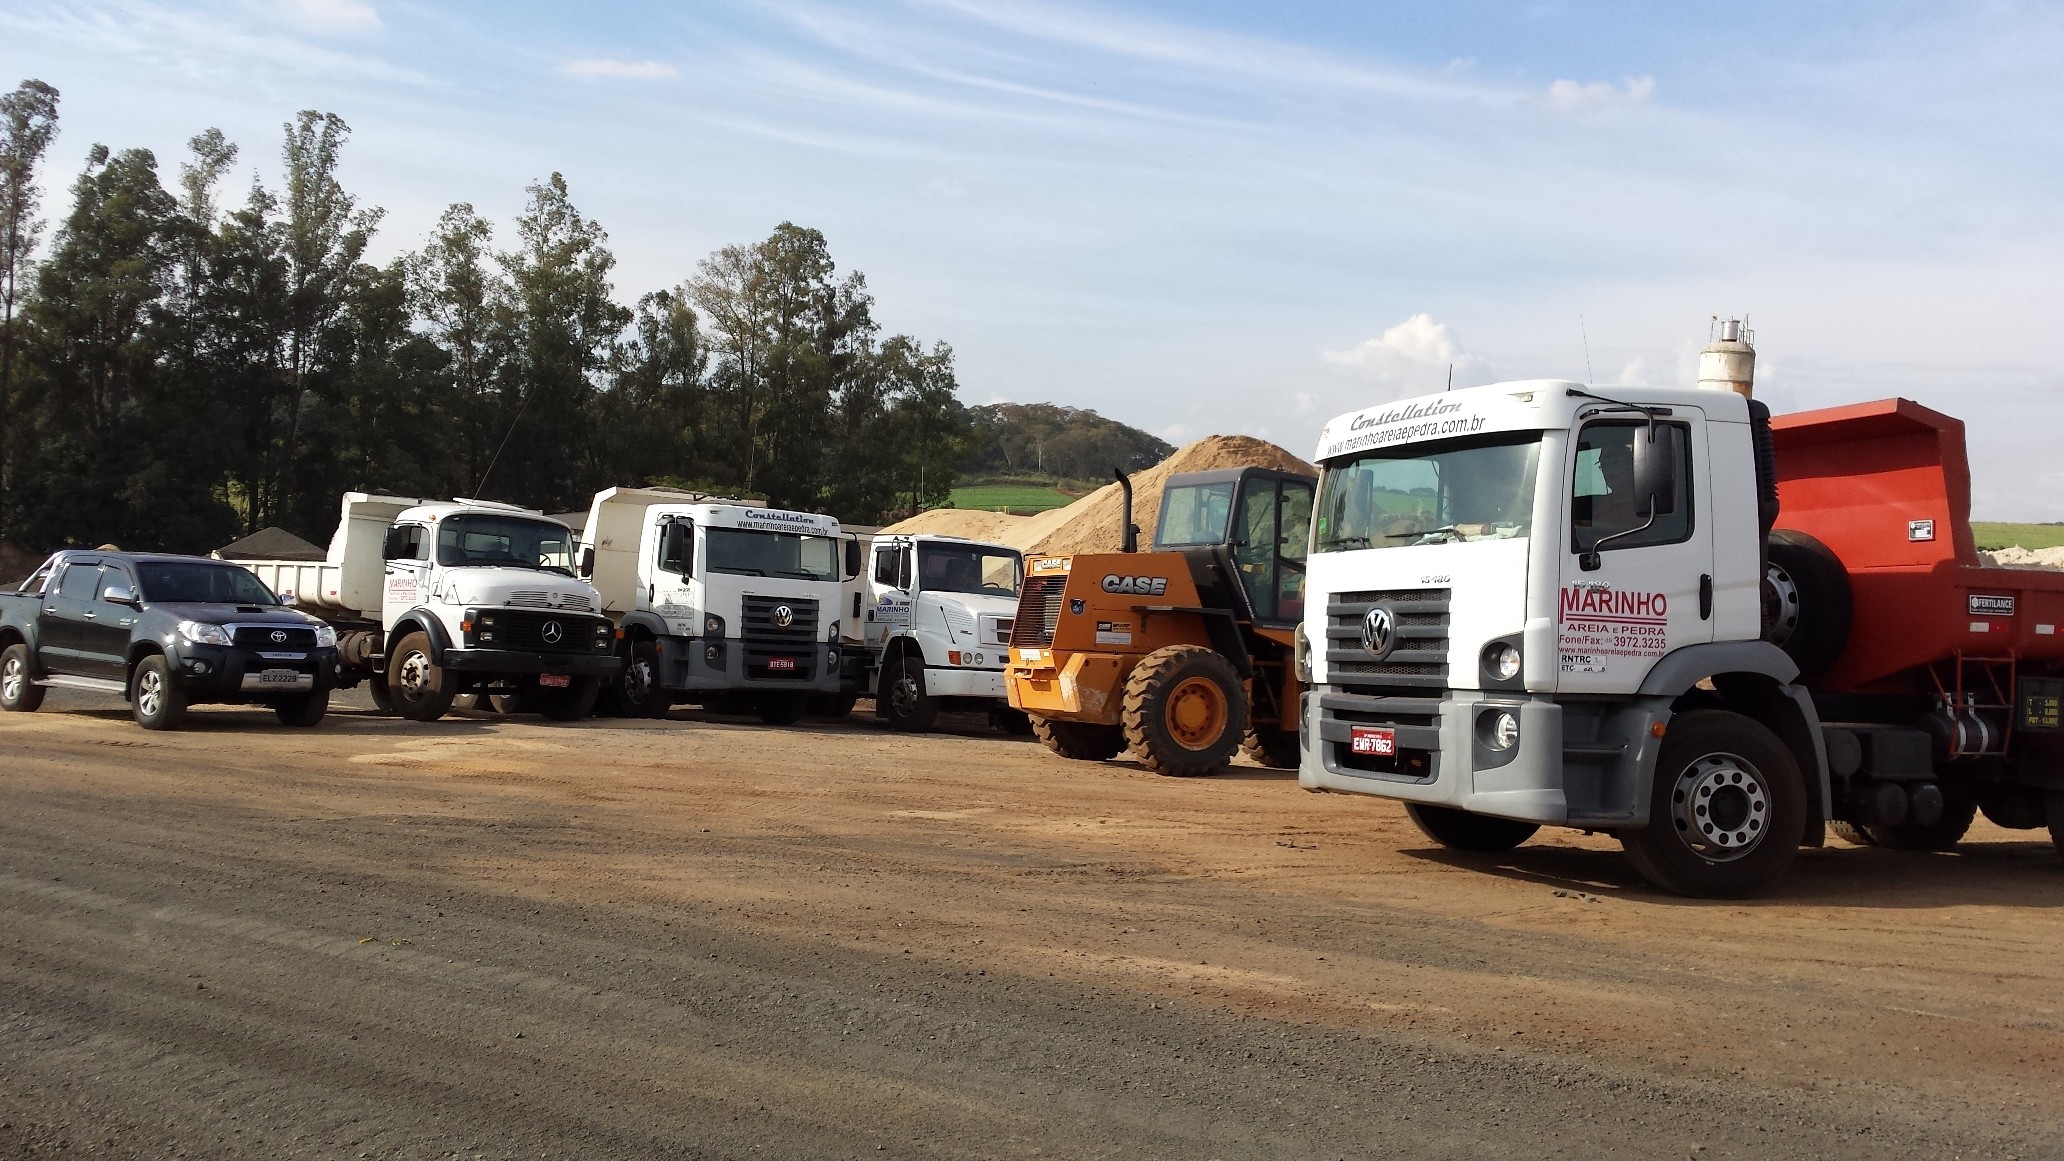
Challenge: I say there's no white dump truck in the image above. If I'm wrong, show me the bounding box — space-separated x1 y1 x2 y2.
579 487 862 724
238 493 620 721
862 533 1027 732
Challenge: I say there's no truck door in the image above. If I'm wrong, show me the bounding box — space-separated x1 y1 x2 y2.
77 562 140 680
652 518 694 625
39 560 103 675
380 523 431 630
1556 414 1714 694
867 543 910 650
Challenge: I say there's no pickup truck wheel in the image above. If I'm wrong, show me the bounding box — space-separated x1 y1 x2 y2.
756 692 809 726
1 644 44 712
619 640 672 719
1619 709 1806 897
1406 804 1539 852
274 690 329 727
1122 645 1246 777
1241 725 1300 769
878 656 939 731
131 655 189 731
386 632 454 722
1863 796 1976 850
1030 716 1126 761
535 677 599 722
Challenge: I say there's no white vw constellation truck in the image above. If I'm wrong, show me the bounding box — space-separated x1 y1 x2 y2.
238 494 620 721
862 533 1026 731
1300 376 1821 895
580 487 861 724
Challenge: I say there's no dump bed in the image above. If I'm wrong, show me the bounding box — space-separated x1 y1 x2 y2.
1771 398 2064 692
236 492 423 621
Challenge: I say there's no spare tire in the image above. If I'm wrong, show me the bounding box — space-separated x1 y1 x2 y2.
1764 530 1850 679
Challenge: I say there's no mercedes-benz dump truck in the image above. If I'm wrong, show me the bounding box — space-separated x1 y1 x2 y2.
237 493 619 721
579 487 861 725
862 533 1026 732
1300 328 2064 896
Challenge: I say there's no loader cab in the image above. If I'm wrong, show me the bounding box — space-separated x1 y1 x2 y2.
1152 467 1316 628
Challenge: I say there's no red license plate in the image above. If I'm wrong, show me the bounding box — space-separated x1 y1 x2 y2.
1349 726 1396 757
767 657 796 672
537 672 571 689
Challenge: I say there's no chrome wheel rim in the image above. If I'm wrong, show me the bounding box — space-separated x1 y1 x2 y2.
1670 752 1771 862
889 673 922 717
397 651 433 697
626 657 655 705
136 669 163 718
1764 562 1800 646
2 656 24 703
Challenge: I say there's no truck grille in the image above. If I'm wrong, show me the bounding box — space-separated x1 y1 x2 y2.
508 589 596 613
742 595 818 680
232 625 317 649
501 610 607 654
1324 588 1451 693
1011 575 1068 647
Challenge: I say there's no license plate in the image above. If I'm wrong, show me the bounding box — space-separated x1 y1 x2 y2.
537 672 571 689
1349 726 1397 757
767 657 796 672
257 669 301 685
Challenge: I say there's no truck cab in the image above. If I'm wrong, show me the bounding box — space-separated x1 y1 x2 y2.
864 534 1023 730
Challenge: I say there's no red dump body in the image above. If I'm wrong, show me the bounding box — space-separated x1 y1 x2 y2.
1771 398 2064 693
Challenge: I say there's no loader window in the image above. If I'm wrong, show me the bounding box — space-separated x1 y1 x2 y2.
1315 433 1541 553
1571 421 1691 553
1156 481 1236 547
1232 476 1314 623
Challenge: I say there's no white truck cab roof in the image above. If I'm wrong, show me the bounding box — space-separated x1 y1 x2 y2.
1315 380 1754 463
391 497 567 527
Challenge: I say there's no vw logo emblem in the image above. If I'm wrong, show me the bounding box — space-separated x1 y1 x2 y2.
1361 607 1396 658
773 605 794 628
541 620 564 645
270 630 288 644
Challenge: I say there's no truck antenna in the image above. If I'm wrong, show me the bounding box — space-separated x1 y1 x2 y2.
474 382 537 498
1446 363 1453 392
1580 315 1595 385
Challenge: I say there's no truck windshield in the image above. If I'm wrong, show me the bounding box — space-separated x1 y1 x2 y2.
917 544 1022 597
436 515 577 574
136 562 281 605
706 528 839 581
1315 433 1542 552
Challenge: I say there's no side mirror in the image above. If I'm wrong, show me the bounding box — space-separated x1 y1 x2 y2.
1631 425 1679 518
844 538 862 581
104 586 137 607
579 546 595 578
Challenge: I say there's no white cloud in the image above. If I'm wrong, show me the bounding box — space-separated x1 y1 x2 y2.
1321 314 1492 397
1544 75 1655 112
1614 357 1651 385
561 58 680 79
281 0 380 35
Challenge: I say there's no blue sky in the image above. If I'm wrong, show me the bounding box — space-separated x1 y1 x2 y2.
5 0 2063 516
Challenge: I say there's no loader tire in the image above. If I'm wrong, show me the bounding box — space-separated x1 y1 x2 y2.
1764 530 1851 680
1241 725 1300 769
386 631 455 722
1030 716 1126 762
1405 804 1539 852
1122 645 1246 777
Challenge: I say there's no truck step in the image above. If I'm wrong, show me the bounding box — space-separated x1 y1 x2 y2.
36 675 126 694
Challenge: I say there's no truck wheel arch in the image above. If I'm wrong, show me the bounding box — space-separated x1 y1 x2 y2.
1638 644 1830 846
0 627 25 655
617 611 666 643
124 642 165 697
386 611 452 663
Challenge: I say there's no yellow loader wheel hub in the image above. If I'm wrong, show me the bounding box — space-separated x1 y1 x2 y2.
1122 644 1247 777
1165 677 1229 749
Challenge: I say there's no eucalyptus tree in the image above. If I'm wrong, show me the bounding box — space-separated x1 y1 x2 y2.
0 78 60 533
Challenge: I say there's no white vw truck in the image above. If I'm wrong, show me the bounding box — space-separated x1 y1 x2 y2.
238 494 620 722
862 534 1026 731
580 487 860 725
1299 379 1823 896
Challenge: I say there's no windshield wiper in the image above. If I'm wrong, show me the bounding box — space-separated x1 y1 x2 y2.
714 566 767 576
1414 525 1464 543
1323 535 1373 548
773 569 822 580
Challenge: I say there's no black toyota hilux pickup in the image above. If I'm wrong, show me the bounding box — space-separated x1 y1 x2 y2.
0 550 341 730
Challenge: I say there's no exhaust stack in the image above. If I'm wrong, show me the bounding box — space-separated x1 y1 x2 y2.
1698 317 1757 398
1114 469 1139 553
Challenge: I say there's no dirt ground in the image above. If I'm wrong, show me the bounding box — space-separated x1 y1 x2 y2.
3 690 2062 1159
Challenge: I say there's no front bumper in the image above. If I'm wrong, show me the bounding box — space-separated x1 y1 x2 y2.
1004 652 1129 724
441 648 622 677
169 644 339 701
656 637 843 694
922 665 1006 701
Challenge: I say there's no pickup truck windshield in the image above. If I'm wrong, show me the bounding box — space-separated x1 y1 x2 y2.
917 544 1022 597
1315 433 1542 552
137 562 281 605
436 515 576 574
706 528 839 581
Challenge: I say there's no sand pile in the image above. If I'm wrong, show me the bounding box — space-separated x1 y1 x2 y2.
1980 546 2064 571
882 435 1315 555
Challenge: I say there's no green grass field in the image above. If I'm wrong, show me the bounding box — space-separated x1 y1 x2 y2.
948 484 1075 514
1972 522 2064 551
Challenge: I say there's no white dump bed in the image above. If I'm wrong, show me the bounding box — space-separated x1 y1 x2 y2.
237 492 424 622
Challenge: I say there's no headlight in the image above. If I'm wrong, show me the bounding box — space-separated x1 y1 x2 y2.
1294 623 1312 684
177 620 231 646
313 624 338 648
704 613 724 636
1485 642 1521 682
1480 709 1520 751
826 619 840 642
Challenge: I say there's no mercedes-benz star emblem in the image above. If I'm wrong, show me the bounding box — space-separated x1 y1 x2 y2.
270 630 288 643
1360 607 1396 658
773 605 794 628
541 620 564 645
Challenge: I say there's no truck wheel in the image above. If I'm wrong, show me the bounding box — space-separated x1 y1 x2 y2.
1406 803 1539 851
1764 531 1851 680
386 631 455 722
811 693 860 719
1863 797 1976 850
1241 725 1300 769
274 690 329 728
1619 709 1806 897
988 707 1034 735
756 693 809 726
535 677 600 722
1828 820 1877 847
1 644 44 712
619 639 672 719
130 654 189 731
367 674 394 714
1122 645 1246 777
1030 716 1126 761
878 656 939 731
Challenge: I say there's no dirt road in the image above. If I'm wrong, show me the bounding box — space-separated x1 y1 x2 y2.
4 692 2061 1159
